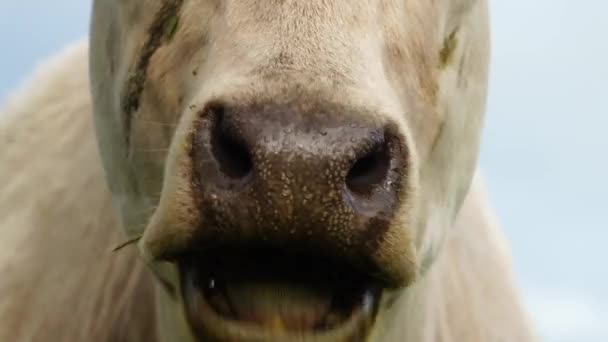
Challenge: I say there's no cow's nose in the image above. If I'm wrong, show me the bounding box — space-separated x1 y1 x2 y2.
188 101 408 282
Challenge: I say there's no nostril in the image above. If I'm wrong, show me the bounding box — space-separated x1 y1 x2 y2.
210 107 253 179
346 139 391 196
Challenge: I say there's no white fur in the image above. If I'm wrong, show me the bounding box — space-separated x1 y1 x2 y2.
1 0 537 339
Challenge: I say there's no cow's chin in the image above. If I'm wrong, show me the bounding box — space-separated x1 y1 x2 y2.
179 246 382 341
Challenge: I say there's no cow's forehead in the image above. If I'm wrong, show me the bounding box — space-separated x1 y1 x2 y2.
101 0 472 38
92 0 446 124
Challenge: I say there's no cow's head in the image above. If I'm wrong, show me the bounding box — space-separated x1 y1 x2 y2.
89 0 489 340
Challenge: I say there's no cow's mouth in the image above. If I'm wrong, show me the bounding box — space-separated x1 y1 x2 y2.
179 246 381 341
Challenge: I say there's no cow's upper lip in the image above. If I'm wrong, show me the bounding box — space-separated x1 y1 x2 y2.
178 245 382 341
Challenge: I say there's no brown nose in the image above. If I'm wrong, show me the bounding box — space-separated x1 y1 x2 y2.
188 101 408 282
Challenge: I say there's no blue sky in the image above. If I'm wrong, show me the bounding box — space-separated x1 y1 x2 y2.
1 1 606 341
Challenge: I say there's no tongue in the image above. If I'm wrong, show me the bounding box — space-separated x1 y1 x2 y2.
224 281 334 331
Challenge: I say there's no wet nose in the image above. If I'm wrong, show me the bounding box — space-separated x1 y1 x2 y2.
189 101 409 281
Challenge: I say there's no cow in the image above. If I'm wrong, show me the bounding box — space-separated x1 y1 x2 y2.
0 0 537 341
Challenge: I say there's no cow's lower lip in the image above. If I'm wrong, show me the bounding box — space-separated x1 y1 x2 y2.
179 247 381 341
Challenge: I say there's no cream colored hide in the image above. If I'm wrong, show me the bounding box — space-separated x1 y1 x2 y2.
0 0 537 341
